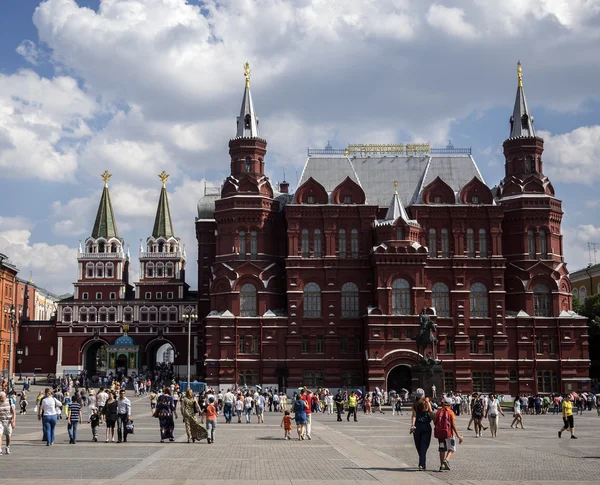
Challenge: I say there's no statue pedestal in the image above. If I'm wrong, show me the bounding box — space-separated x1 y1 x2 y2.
412 362 443 400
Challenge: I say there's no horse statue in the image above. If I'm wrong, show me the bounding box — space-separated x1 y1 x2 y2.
412 310 438 364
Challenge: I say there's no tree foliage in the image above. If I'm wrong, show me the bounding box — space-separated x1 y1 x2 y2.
574 294 600 337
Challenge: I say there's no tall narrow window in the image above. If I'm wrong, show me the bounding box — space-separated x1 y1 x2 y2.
429 228 437 258
539 229 548 259
470 282 489 317
341 282 360 318
441 228 449 258
528 229 536 259
467 229 475 257
396 227 404 241
155 262 164 278
479 229 488 258
351 228 359 258
146 263 154 278
303 282 321 318
533 283 551 317
105 263 114 278
240 283 257 317
338 229 346 259
391 279 411 315
432 282 450 317
86 263 94 278
301 336 310 354
239 231 246 260
238 335 246 354
313 229 322 258
245 156 252 172
316 335 325 354
301 229 309 258
250 231 258 259
96 263 104 278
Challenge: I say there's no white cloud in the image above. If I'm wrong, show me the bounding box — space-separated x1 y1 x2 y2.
16 40 41 65
427 5 478 39
564 224 600 272
539 126 600 184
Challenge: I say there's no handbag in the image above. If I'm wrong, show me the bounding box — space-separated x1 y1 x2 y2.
34 405 38 413
125 419 135 434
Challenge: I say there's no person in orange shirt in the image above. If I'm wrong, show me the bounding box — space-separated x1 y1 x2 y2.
203 396 218 444
434 397 463 472
280 410 292 440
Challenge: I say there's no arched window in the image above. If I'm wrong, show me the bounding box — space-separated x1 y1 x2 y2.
534 284 551 317
149 307 158 322
341 282 359 318
63 307 72 323
539 230 548 259
156 262 164 278
140 307 149 322
528 229 536 259
240 283 257 317
86 242 93 253
239 231 246 260
86 263 94 278
165 262 174 278
572 288 579 299
338 229 346 259
250 231 258 259
470 282 489 317
96 262 104 278
466 228 475 257
313 229 322 258
351 228 359 258
245 156 252 172
169 306 178 322
301 229 309 258
105 262 114 278
98 308 107 323
79 308 88 323
432 282 450 317
160 307 169 322
479 229 487 258
391 279 411 315
303 282 321 318
579 286 587 299
123 307 133 322
396 227 404 241
441 228 449 258
244 116 251 130
429 228 437 258
525 155 534 173
88 308 96 322
107 307 116 322
98 241 105 253
146 263 154 278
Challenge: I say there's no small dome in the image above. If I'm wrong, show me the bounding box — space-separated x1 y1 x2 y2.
114 335 136 347
197 193 219 219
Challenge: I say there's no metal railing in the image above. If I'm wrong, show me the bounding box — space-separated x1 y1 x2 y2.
307 147 471 156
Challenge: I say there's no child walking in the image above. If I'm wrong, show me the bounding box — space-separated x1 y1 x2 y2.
89 407 100 442
281 410 292 440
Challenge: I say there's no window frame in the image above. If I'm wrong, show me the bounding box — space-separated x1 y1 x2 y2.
391 279 411 315
303 282 322 318
341 282 360 318
432 282 450 317
240 283 258 317
470 282 489 317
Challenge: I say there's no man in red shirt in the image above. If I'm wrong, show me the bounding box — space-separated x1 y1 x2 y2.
302 389 313 440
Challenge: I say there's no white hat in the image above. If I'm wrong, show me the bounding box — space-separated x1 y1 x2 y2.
415 388 425 399
444 397 452 405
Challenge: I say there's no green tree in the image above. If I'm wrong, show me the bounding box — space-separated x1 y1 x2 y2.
573 294 600 337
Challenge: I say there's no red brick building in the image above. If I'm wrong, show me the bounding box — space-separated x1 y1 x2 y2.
197 63 590 395
55 171 198 378
0 254 19 377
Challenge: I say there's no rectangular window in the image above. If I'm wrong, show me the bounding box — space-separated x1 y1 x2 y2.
479 229 488 258
396 227 404 240
483 338 493 354
303 371 314 386
167 292 174 300
339 229 346 259
123 311 132 322
301 336 310 354
82 293 88 301
251 336 260 354
145 292 151 300
342 371 362 387
392 328 400 340
528 230 536 259
239 231 246 260
537 370 558 393
472 372 493 393
443 371 454 393
250 231 258 259
314 230 322 258
405 328 413 340
307 195 315 204
340 335 348 354
536 337 543 354
301 229 309 258
353 336 361 353
445 338 455 354
316 335 324 354
548 336 556 355
351 229 359 259
108 312 116 322
469 336 478 354
238 335 246 354
343 195 352 204
467 229 475 257
156 292 162 300
96 292 102 300
441 228 449 258
109 292 116 300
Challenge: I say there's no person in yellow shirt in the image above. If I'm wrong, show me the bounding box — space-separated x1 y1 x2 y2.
347 391 358 422
558 394 577 439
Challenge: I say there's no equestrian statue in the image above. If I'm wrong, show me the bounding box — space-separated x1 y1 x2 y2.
412 310 439 365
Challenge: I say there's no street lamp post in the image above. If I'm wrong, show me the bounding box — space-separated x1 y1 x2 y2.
182 306 198 389
16 347 23 378
3 304 20 383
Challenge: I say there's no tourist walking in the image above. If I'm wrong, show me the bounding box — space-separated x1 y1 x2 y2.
434 397 463 472
347 391 358 422
335 390 344 421
223 389 235 423
38 388 61 446
281 410 292 439
204 395 218 443
244 392 253 423
304 390 313 439
180 389 207 443
471 393 484 437
116 390 131 443
484 393 504 437
67 395 82 444
104 392 118 442
19 391 28 414
96 388 108 423
510 395 525 429
155 387 176 442
558 394 577 439
410 388 435 470
293 393 308 440
0 391 16 454
235 394 244 423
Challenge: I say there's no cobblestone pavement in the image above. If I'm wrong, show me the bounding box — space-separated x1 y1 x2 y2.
1 389 598 485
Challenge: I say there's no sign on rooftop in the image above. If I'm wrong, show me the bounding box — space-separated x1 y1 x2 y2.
346 143 430 156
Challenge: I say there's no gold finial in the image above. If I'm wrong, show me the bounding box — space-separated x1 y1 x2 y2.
123 323 129 334
244 61 251 88
101 170 112 187
158 170 169 187
394 181 398 195
517 60 523 88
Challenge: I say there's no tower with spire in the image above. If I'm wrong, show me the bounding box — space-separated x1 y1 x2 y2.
137 171 188 302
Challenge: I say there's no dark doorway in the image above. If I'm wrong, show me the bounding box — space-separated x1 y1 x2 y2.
84 341 107 377
116 355 128 377
387 365 412 393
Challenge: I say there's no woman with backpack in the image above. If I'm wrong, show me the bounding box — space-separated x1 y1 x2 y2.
409 388 435 471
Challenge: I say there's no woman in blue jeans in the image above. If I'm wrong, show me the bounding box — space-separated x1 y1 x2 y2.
410 388 435 470
38 388 61 446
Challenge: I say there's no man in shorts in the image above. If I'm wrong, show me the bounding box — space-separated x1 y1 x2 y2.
0 391 16 454
96 388 108 424
435 397 463 471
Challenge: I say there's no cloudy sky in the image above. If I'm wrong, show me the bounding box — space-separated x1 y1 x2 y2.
1 0 599 295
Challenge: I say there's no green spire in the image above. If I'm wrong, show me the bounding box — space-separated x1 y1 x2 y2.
91 171 119 238
152 171 175 238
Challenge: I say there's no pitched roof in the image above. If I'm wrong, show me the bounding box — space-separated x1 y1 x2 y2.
236 84 259 138
91 185 119 239
299 155 483 207
152 185 175 238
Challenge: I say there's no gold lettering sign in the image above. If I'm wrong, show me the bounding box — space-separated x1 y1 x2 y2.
346 143 429 156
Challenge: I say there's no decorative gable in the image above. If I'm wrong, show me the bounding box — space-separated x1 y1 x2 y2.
293 177 328 204
459 177 493 204
331 176 366 204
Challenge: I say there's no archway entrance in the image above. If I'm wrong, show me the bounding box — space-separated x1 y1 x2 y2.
84 341 108 377
387 365 412 394
116 354 128 377
144 339 176 384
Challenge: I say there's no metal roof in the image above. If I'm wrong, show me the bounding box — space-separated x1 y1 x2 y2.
299 155 484 207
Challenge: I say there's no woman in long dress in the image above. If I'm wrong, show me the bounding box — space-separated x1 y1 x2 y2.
180 389 208 443
155 387 176 442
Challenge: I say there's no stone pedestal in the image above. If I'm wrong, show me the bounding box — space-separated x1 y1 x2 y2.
412 362 443 398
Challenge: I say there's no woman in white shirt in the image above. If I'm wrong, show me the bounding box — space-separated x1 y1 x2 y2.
37 388 62 446
484 393 505 438
244 392 254 423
